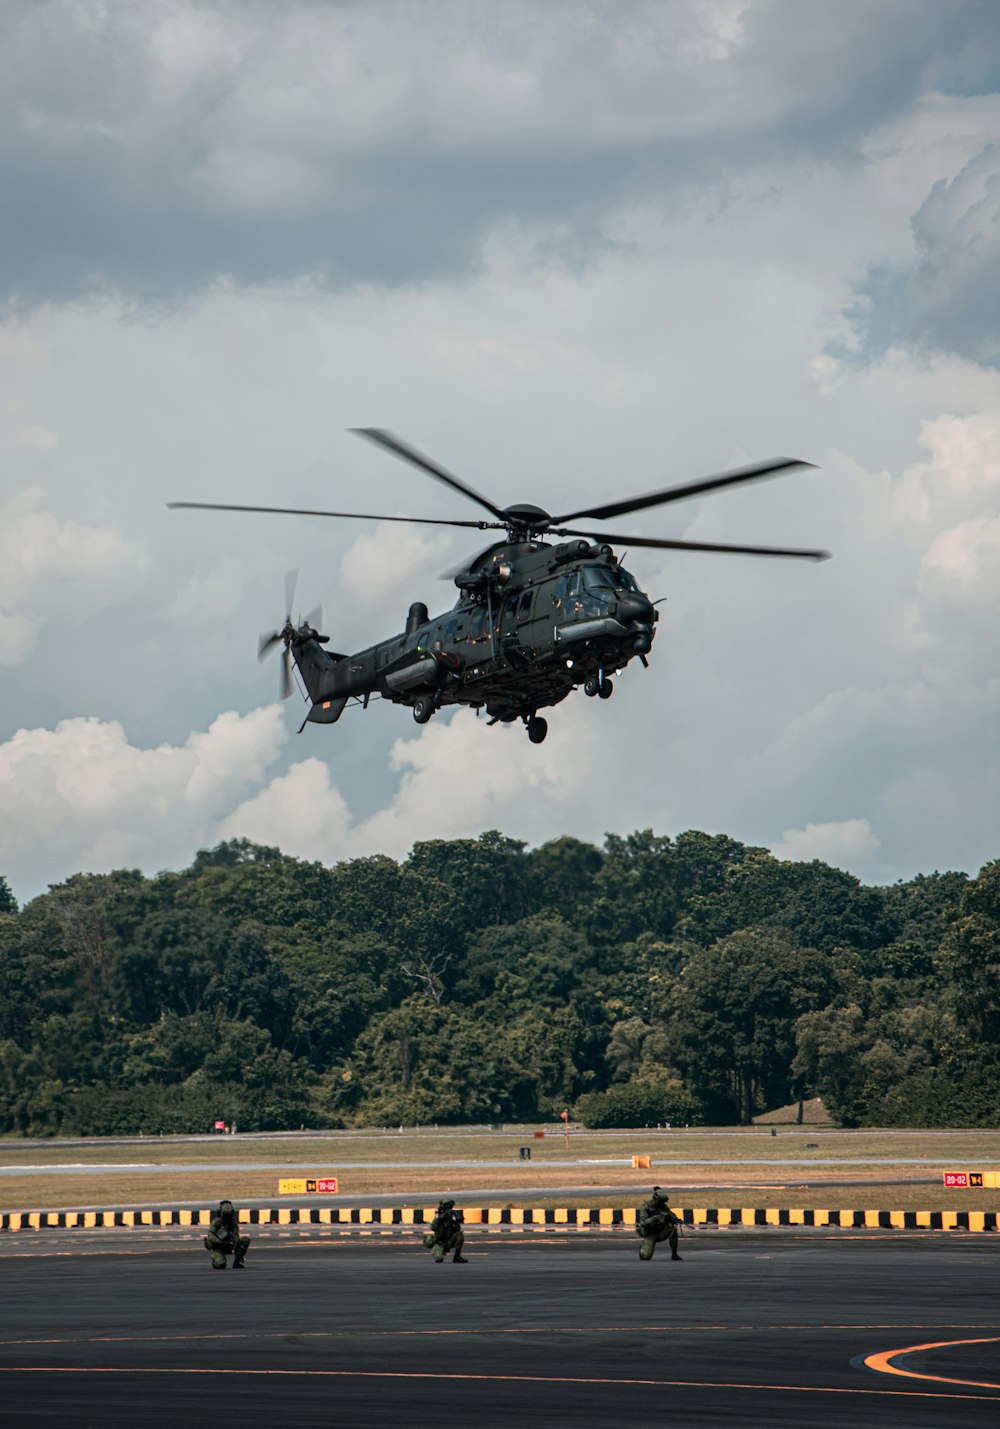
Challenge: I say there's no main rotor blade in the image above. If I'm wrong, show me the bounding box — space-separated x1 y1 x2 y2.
168 501 499 531
351 428 510 523
439 540 506 581
284 569 298 621
280 648 293 700
553 457 816 525
558 527 831 560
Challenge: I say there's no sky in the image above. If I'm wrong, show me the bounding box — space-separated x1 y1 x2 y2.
1 0 999 904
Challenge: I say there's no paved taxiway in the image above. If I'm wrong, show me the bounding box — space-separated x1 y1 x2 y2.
1 1226 998 1428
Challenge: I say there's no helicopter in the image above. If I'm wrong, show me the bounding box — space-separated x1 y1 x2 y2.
170 428 829 744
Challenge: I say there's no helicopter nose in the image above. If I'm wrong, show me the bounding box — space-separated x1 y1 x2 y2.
617 594 654 626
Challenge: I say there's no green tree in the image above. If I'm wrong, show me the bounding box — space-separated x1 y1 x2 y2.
339 997 521 1124
672 930 837 1122
0 875 17 914
681 849 894 954
937 860 1000 1040
406 830 539 930
575 1067 702 1128
529 836 603 921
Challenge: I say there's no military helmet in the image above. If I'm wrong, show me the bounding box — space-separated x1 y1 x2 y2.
439 1199 455 1209
219 1199 235 1212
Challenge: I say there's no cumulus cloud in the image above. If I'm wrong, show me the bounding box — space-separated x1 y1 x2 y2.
0 707 284 895
848 103 1000 365
220 702 611 868
0 697 615 902
771 818 881 866
909 143 1000 362
218 756 353 859
0 487 147 664
0 0 991 300
333 522 456 649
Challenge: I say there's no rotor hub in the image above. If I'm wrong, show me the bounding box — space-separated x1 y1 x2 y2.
501 503 552 536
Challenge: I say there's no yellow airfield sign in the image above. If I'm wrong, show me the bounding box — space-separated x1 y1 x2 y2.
279 1177 339 1195
941 1170 997 1188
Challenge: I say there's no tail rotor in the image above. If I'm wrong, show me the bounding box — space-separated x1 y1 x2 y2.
258 569 298 700
257 574 330 701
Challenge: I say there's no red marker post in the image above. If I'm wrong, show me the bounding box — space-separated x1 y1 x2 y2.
560 1108 570 1150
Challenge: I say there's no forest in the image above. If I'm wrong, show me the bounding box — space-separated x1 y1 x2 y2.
0 830 998 1137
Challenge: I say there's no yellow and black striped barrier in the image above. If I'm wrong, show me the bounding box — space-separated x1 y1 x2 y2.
1 1204 998 1233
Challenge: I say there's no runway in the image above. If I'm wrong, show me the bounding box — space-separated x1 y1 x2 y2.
1 1226 998 1427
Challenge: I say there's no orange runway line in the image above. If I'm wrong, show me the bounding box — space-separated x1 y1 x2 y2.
1 1366 999 1401
864 1336 1000 1392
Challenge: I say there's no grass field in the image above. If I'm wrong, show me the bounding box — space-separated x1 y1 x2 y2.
2 1125 1000 1213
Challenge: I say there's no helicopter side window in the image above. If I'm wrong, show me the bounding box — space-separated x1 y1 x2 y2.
553 574 568 607
564 571 583 615
517 589 534 621
466 607 487 643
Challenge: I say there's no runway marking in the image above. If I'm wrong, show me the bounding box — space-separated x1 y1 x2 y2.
4 1323 1000 1349
864 1336 1000 1391
1 1365 998 1401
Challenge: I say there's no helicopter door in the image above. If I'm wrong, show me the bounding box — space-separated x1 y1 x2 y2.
499 591 533 669
500 594 520 640
553 569 583 624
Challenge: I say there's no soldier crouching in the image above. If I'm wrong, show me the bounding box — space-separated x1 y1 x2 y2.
636 1186 682 1262
424 1198 467 1263
204 1199 250 1270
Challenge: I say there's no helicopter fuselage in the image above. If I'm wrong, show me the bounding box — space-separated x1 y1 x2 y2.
293 537 657 732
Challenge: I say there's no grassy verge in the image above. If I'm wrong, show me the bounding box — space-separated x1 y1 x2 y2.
2 1126 999 1214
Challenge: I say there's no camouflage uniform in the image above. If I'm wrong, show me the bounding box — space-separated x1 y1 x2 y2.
204 1199 250 1270
424 1199 467 1263
636 1187 682 1262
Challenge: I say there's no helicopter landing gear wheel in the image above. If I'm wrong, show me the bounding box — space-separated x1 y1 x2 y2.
598 678 614 699
583 675 600 698
413 694 436 724
526 716 548 744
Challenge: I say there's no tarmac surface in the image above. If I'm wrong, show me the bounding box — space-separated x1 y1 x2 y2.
1 1224 998 1428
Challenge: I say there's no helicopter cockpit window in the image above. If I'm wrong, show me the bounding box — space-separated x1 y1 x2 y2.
583 565 638 593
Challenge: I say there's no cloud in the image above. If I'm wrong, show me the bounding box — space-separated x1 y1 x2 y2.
220 702 610 868
19 425 57 451
1 0 990 301
908 143 1000 361
771 818 881 866
0 487 147 665
218 756 352 858
333 522 456 649
0 707 284 895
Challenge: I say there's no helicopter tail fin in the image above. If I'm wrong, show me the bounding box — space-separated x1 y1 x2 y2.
290 633 346 704
301 696 349 728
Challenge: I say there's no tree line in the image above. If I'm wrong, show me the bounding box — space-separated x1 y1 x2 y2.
0 830 997 1136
